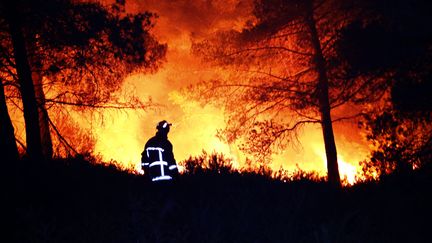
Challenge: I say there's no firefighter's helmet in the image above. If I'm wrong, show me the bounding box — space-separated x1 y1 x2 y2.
156 120 172 131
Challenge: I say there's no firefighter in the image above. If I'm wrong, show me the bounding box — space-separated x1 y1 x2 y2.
141 120 179 182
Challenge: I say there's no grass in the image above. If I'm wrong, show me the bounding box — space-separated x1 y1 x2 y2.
12 156 432 242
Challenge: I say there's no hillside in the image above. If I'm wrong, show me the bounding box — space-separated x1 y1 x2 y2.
13 157 432 242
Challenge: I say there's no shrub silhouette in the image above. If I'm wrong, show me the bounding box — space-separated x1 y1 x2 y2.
181 151 234 176
13 155 432 242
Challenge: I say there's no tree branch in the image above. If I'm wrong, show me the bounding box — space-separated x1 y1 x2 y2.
226 46 313 58
47 115 79 156
332 112 366 123
45 99 153 110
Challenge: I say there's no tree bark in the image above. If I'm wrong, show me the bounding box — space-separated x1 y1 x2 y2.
0 80 19 161
32 63 53 159
306 4 341 187
5 3 44 159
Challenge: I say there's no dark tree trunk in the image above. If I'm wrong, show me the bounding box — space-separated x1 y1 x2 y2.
5 3 44 159
0 80 19 161
32 65 53 159
306 5 341 187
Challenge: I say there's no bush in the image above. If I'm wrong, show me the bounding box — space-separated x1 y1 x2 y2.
181 151 235 175
13 155 432 242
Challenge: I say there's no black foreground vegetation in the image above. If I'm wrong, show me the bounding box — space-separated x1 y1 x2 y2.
13 156 431 243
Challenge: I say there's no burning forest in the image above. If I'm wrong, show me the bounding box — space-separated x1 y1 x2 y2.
6 0 432 241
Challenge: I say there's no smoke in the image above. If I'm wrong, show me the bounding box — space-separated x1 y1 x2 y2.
128 0 252 40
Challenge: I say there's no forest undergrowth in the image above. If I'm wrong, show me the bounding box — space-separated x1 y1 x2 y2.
12 154 432 243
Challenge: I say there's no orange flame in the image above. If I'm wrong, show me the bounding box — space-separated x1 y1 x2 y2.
5 0 371 184
74 0 372 183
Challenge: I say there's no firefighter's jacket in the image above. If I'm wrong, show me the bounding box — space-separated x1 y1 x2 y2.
141 132 178 182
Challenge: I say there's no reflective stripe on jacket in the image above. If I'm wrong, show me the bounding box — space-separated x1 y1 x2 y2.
141 133 178 181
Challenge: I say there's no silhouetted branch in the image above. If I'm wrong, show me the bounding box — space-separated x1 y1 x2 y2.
45 99 153 110
47 115 79 156
226 46 313 57
15 137 26 151
332 113 366 123
240 68 314 85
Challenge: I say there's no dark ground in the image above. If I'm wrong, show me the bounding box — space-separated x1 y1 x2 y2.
12 157 432 243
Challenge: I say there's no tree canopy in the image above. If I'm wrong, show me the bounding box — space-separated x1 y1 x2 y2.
336 0 432 177
0 0 166 159
191 0 393 186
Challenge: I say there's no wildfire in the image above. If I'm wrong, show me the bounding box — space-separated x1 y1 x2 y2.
5 0 371 185
77 0 371 183
91 71 367 185
338 157 359 185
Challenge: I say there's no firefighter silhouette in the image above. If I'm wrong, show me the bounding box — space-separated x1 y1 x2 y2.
141 120 179 182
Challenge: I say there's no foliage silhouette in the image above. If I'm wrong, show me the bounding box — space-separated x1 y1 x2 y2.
13 155 432 242
190 0 394 187
1 0 166 159
337 0 432 178
182 151 235 176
